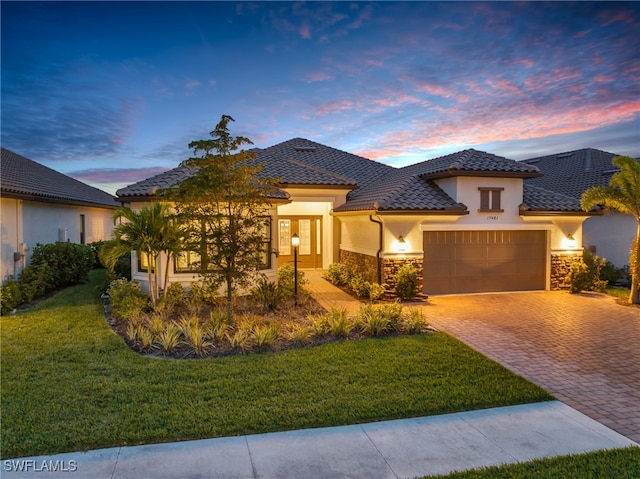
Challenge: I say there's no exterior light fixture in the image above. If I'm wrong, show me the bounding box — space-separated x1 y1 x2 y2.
565 234 577 249
291 233 300 306
397 235 407 252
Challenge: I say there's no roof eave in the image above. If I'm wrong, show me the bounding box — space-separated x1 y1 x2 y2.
1 190 118 209
423 171 543 180
279 183 357 190
519 210 599 217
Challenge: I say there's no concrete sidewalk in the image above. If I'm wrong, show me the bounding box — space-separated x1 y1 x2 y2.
4 401 636 479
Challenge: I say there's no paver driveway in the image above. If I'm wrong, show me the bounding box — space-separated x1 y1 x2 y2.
420 291 640 442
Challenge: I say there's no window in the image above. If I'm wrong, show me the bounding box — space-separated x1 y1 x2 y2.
174 251 201 273
259 216 272 269
478 187 504 212
138 253 154 273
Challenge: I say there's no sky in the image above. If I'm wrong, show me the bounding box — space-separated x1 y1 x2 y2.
2 1 639 195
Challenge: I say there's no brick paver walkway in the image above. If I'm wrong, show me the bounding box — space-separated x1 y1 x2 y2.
419 291 640 443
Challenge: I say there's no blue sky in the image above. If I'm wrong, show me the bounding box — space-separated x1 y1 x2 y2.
2 1 639 194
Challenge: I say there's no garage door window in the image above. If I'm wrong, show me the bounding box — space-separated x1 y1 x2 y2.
478 187 504 212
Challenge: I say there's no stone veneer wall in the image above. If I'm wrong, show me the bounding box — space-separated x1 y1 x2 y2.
551 253 582 290
382 257 424 292
339 249 379 283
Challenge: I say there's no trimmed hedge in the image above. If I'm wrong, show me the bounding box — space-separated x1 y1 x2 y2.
1 242 95 314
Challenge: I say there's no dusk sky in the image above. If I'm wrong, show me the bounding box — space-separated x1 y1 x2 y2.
2 1 639 194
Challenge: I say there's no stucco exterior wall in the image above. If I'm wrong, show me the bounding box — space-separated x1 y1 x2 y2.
1 198 115 282
583 213 635 267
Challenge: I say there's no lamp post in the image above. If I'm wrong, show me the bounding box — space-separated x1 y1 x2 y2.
291 233 300 306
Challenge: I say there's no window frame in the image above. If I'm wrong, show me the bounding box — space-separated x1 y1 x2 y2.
478 187 504 213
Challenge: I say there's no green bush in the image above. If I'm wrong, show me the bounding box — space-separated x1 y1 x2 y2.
250 275 284 310
1 280 22 315
163 282 185 306
30 242 95 287
394 263 419 300
323 263 354 287
349 275 370 299
277 264 308 298
18 263 55 303
566 251 608 293
107 279 148 321
368 282 386 302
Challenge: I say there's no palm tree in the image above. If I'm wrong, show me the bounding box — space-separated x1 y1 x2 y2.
104 203 185 303
581 156 640 304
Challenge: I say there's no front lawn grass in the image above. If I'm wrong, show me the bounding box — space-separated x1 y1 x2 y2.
422 446 640 479
1 270 552 459
605 287 632 302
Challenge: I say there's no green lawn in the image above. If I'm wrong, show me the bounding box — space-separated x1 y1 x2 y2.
605 287 632 302
1 270 552 459
423 447 640 479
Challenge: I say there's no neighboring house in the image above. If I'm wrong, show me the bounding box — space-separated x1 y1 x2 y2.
1 148 118 282
523 148 637 268
117 139 596 295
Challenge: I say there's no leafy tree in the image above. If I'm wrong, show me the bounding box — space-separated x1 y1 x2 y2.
104 202 185 303
581 156 640 304
171 115 280 323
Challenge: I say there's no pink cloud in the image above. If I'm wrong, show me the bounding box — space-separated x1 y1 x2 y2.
306 72 334 83
299 24 311 39
354 100 640 161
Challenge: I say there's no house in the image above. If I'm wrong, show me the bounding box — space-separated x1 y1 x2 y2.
523 148 637 268
117 139 597 295
1 148 119 282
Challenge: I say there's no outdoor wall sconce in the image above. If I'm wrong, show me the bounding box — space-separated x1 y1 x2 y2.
397 235 407 252
565 233 577 249
291 233 300 306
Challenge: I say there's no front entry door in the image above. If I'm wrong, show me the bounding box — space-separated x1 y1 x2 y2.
278 216 322 269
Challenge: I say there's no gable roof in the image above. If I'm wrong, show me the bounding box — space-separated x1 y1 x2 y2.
1 148 118 208
522 148 632 198
336 148 541 213
116 138 383 200
116 141 586 215
416 148 542 179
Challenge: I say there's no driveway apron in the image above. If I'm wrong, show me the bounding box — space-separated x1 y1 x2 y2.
420 291 640 442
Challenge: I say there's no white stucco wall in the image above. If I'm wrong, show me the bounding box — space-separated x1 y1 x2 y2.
583 213 636 267
1 198 115 282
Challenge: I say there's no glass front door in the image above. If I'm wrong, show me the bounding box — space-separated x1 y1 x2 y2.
278 216 322 268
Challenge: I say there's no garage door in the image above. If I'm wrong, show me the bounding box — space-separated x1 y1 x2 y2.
423 230 546 294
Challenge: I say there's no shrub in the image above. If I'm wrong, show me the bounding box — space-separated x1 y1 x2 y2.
380 303 404 332
323 263 354 287
250 275 284 310
18 263 55 303
252 322 281 349
206 309 229 341
286 323 314 345
163 282 185 307
395 264 419 300
156 323 182 354
326 306 351 337
1 280 22 315
368 282 386 302
226 324 254 353
179 316 211 356
30 242 95 287
278 265 308 298
349 275 370 299
355 304 390 336
310 313 330 336
107 279 148 321
401 308 429 334
566 252 607 294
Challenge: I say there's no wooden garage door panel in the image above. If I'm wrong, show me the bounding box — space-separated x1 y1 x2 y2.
423 230 546 294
